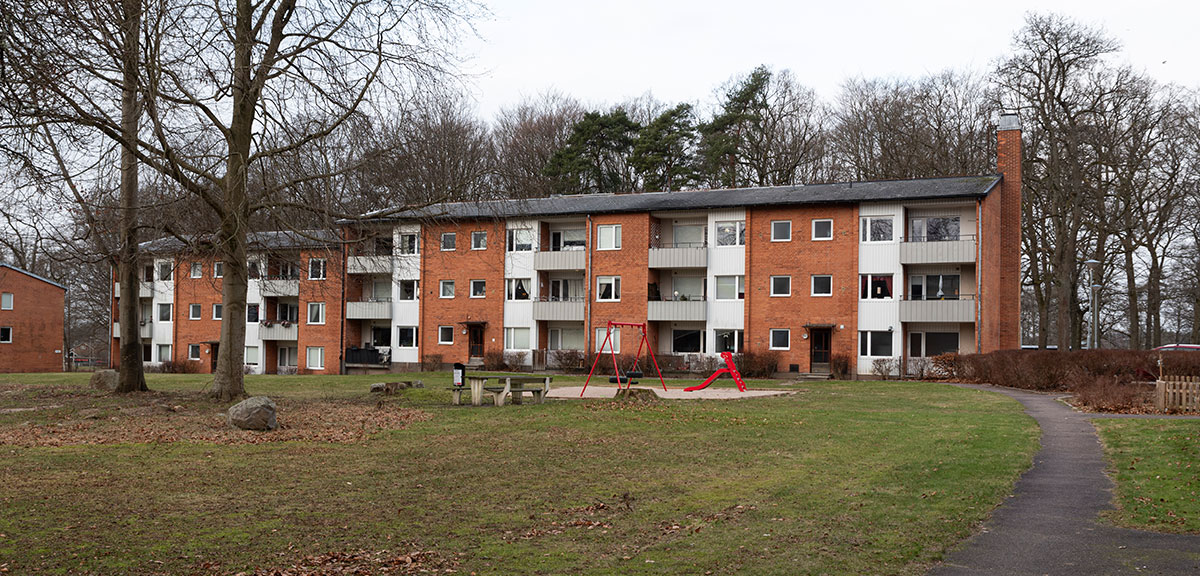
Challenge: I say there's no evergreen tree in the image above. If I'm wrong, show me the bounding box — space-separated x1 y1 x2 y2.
544 109 641 194
631 103 700 192
698 66 771 188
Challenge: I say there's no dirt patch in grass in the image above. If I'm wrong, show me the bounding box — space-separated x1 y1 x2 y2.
202 547 459 575
0 386 430 446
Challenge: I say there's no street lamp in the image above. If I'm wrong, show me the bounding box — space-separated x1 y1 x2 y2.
1084 260 1101 349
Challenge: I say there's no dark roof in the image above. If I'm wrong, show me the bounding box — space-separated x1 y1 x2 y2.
355 175 1001 223
139 230 339 255
0 263 67 290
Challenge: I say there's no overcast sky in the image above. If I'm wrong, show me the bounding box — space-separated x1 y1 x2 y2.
459 0 1199 118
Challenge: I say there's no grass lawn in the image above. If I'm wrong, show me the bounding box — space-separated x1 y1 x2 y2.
1095 419 1200 533
0 372 1038 575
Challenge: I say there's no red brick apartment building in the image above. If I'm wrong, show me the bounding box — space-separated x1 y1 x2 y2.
0 263 66 373
112 116 1022 377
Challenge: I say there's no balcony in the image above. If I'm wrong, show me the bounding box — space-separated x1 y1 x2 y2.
259 277 300 297
647 299 707 322
348 255 393 275
900 296 977 323
258 322 299 340
111 321 154 339
900 236 976 265
532 298 585 322
534 250 585 271
113 282 154 298
346 300 392 320
649 243 707 268
346 346 390 366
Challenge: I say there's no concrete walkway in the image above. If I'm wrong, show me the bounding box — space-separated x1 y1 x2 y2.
546 385 792 400
931 384 1200 575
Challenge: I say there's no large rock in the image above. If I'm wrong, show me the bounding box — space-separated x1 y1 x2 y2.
227 396 278 431
90 370 118 392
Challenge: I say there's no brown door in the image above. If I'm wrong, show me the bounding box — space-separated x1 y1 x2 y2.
209 343 220 373
468 326 484 358
810 328 831 373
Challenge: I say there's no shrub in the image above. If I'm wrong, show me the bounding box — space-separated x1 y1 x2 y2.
830 353 851 380
871 357 899 380
1071 374 1154 413
735 350 779 378
928 353 962 380
483 350 508 371
155 360 198 374
503 351 529 371
550 349 586 372
908 357 931 380
421 353 443 372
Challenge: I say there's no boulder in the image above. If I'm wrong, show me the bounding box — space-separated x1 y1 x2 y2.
227 396 278 431
90 370 118 392
370 382 388 394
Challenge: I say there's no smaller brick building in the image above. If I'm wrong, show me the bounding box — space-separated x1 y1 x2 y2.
0 263 65 373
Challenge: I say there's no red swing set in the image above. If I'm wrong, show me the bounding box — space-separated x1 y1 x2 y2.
581 321 748 395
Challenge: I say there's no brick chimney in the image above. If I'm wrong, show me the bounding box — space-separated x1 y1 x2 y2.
981 113 1023 351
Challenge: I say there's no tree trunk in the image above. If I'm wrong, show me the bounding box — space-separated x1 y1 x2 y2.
1123 248 1141 349
114 0 147 394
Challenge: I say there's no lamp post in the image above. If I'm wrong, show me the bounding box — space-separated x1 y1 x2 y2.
1084 260 1101 349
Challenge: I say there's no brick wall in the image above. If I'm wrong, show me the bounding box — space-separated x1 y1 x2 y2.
746 205 858 371
419 220 506 365
589 213 655 355
173 257 224 373
979 125 1023 352
0 267 65 373
298 247 345 375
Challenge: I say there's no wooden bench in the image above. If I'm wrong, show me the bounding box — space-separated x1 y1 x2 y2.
448 376 552 406
500 376 552 405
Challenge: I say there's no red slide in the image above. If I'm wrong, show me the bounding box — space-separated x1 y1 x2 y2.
685 352 747 392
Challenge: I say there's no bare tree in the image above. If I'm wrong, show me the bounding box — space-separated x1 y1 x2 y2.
492 92 584 198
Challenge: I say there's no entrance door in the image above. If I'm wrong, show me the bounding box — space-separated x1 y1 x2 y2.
810 328 831 373
209 343 220 373
468 325 485 358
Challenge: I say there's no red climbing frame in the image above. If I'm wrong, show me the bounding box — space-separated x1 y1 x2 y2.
684 351 747 392
581 321 667 396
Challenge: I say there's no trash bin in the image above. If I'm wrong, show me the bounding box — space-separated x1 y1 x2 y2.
453 362 466 387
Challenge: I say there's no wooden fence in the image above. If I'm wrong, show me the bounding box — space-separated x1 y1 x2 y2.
1155 376 1200 411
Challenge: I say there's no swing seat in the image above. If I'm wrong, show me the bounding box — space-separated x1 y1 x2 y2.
625 371 643 379
609 376 633 384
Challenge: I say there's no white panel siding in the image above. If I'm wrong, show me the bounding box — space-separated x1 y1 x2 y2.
505 219 538 365
706 209 745 354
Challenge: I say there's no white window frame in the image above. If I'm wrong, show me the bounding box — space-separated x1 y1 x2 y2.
188 344 201 360
597 276 621 302
714 276 745 301
0 292 11 310
471 231 487 250
860 274 894 300
440 280 455 299
597 224 622 251
715 220 746 247
769 329 791 350
506 278 532 301
247 260 261 279
187 304 201 320
441 232 456 251
158 262 172 281
306 346 325 369
246 303 260 323
438 325 454 345
307 302 326 325
189 263 202 278
396 326 419 348
812 219 834 241
769 275 791 297
0 326 11 344
212 303 223 320
397 279 419 301
811 275 833 297
770 220 792 242
504 327 531 350
157 344 172 362
595 327 620 353
244 346 260 365
214 261 224 278
506 228 534 252
860 216 895 243
470 279 486 298
860 331 895 358
308 258 326 280
157 303 172 322
399 233 419 254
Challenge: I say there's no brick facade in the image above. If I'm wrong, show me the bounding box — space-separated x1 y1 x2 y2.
590 213 656 355
419 220 506 365
0 265 65 373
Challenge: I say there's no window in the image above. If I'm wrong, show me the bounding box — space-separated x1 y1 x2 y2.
399 233 419 254
398 280 419 300
859 275 894 299
909 216 961 242
550 229 585 251
438 325 454 345
811 275 833 296
277 303 299 323
307 302 325 324
859 331 893 357
507 228 533 252
470 280 486 298
0 327 11 343
812 219 833 240
506 278 531 301
372 279 391 301
549 278 580 301
397 326 418 348
440 280 455 298
671 276 704 301
596 327 620 353
441 232 456 251
922 332 960 356
715 276 745 300
188 344 201 360
0 292 11 310
278 347 297 368
189 304 201 320
246 304 260 323
157 344 172 362
597 276 621 301
247 260 261 279
770 276 791 297
190 263 202 278
716 220 746 246
917 274 960 300
769 329 790 350
548 328 584 350
213 262 224 278
715 329 743 353
143 264 154 282
245 346 260 365
158 303 173 322
672 330 704 353
306 346 325 369
471 231 487 250
279 261 300 280
308 258 326 280
861 216 894 242
597 224 621 250
505 327 531 350
771 220 792 242
158 262 172 281
212 304 223 320
673 224 705 247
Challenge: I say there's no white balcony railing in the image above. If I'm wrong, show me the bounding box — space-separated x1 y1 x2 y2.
647 300 707 322
346 300 392 320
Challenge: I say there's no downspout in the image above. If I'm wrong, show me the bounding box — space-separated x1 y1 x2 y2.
976 198 983 354
586 214 593 355
339 234 347 375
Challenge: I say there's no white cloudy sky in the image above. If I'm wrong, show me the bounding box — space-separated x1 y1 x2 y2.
459 0 1198 117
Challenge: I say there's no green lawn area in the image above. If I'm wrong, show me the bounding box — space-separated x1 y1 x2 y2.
0 372 1038 575
1095 419 1200 533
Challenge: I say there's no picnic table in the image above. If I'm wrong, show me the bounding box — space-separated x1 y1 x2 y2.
448 376 552 406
